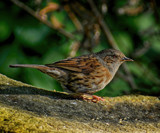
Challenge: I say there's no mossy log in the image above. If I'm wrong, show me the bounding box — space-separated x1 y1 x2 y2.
0 73 160 132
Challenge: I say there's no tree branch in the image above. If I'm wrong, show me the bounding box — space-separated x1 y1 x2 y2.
87 0 118 49
10 0 75 39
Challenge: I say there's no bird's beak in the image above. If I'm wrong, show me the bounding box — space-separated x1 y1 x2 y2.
121 57 134 62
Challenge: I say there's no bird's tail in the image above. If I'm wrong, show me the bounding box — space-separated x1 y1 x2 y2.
9 64 50 70
10 64 67 81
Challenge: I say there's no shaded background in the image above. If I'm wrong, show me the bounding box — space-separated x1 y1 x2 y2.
0 0 160 97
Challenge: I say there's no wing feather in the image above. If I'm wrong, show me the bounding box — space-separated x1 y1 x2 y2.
46 55 100 73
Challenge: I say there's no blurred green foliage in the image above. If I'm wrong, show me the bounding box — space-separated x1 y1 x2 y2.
0 0 160 97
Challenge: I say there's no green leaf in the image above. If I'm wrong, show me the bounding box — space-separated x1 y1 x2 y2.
127 63 142 77
0 14 11 42
133 13 155 31
114 32 133 55
14 19 50 46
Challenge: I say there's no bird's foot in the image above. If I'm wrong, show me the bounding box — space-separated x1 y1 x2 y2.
91 95 105 102
73 94 105 103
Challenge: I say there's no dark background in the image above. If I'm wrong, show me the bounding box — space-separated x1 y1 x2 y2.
0 0 160 97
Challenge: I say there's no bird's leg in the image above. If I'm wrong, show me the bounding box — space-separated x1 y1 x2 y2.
72 93 105 103
91 95 105 102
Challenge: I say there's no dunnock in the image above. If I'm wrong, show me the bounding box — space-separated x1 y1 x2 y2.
10 49 133 102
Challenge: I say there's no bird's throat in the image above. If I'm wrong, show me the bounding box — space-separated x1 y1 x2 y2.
106 62 122 77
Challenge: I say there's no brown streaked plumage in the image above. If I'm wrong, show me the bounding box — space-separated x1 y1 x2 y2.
9 49 133 102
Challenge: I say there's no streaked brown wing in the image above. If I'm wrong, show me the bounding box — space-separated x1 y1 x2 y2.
46 55 100 73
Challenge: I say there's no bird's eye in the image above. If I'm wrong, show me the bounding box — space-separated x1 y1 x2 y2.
113 55 116 58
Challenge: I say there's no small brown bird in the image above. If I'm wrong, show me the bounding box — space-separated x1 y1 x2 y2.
10 49 133 102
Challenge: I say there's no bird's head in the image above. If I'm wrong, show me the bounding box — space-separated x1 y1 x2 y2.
96 49 133 73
